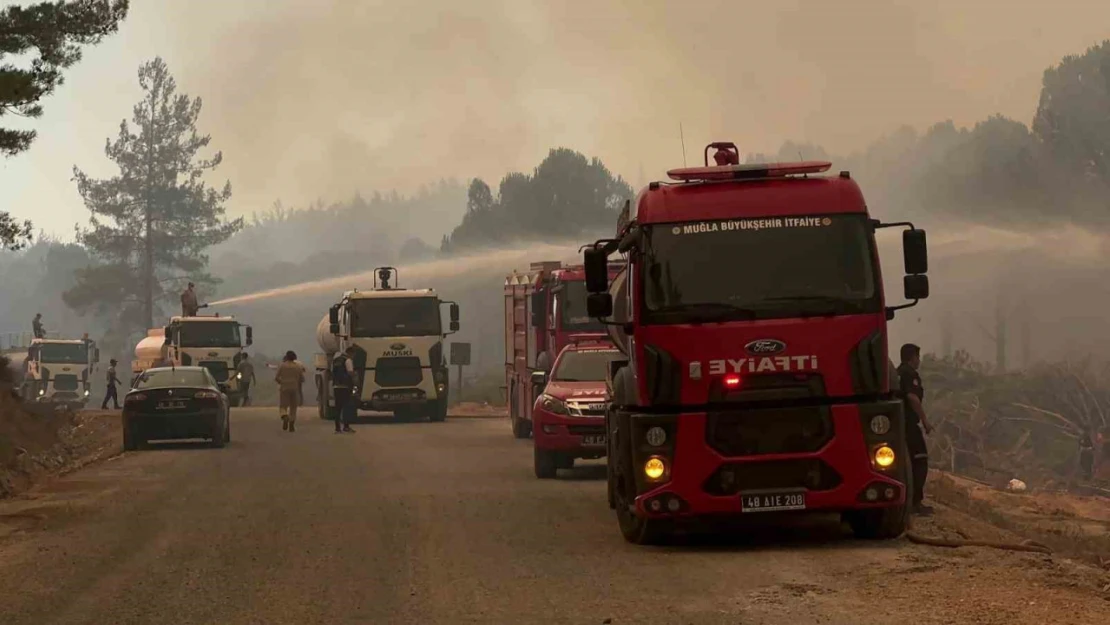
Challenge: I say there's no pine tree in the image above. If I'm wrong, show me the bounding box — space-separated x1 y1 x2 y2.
65 57 242 331
0 0 129 249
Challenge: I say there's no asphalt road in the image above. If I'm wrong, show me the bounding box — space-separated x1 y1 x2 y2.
0 408 1107 625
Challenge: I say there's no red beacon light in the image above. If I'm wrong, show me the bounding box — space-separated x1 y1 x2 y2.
723 374 742 389
667 141 831 182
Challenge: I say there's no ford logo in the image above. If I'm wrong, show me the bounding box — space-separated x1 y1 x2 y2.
390 343 406 350
207 352 218 357
745 339 786 355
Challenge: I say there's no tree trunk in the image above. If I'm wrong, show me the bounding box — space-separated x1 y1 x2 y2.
142 81 158 331
995 293 1007 374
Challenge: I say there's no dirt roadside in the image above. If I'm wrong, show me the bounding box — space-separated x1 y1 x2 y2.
0 396 122 500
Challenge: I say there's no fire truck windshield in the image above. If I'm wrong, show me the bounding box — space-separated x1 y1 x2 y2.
559 281 604 332
350 298 442 337
178 322 241 348
38 343 88 364
552 349 620 382
641 213 880 323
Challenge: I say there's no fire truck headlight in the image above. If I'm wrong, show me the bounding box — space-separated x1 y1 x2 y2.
870 415 891 435
644 457 667 480
645 426 667 447
84 390 90 396
236 372 243 379
874 445 896 468
38 389 45 396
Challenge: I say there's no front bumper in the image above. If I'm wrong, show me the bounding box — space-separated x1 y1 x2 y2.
626 401 909 519
124 410 222 440
533 410 607 456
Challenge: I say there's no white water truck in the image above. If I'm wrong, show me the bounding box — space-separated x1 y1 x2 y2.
314 267 459 422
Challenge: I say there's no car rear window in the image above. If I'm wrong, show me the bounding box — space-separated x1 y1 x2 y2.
134 369 210 389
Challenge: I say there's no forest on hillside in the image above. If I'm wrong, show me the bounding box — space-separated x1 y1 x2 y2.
6 40 1110 378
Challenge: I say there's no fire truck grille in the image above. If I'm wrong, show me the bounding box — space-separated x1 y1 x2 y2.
374 357 423 387
200 361 229 382
52 374 79 391
706 406 833 456
703 459 842 496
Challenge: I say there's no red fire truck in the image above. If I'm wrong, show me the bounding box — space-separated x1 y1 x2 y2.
504 261 623 438
582 142 930 544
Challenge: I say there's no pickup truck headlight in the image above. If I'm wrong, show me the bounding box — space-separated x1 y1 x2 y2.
539 394 567 416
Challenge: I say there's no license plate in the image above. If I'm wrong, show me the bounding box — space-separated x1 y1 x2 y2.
581 434 606 446
156 401 186 410
740 490 806 513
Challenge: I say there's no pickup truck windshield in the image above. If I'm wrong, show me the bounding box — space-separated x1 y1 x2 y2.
178 322 241 348
558 281 604 332
553 349 620 382
641 214 880 324
38 343 88 364
350 298 442 337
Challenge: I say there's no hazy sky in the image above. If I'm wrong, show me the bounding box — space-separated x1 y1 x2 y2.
3 0 1110 240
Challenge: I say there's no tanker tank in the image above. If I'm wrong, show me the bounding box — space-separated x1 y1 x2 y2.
316 315 340 355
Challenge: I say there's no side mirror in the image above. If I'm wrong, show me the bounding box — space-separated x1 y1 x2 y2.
904 274 930 300
245 326 253 346
587 292 613 318
531 370 547 387
449 303 460 322
329 323 340 335
449 320 460 332
903 229 928 275
328 306 340 324
530 291 545 327
583 247 610 293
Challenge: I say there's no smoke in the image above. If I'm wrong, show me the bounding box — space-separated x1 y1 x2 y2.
147 0 1110 219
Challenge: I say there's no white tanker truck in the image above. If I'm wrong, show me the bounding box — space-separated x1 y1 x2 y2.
132 313 253 405
2 335 99 411
314 267 459 422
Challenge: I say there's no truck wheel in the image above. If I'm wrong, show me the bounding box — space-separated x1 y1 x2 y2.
429 399 447 422
510 385 531 439
556 454 574 470
613 425 670 545
534 445 558 479
845 442 912 540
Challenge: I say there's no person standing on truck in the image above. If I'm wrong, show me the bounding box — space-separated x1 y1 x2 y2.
275 351 304 432
331 346 357 434
181 282 199 317
236 353 256 406
897 343 934 516
101 359 122 410
32 313 45 339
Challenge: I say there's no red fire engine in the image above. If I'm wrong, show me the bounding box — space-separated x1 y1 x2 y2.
582 142 931 544
504 261 623 439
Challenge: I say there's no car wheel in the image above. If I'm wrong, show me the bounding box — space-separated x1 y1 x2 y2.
534 445 558 479
122 421 138 452
211 419 227 448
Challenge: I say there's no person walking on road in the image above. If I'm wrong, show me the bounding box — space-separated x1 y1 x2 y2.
331 346 357 433
897 343 934 516
236 353 256 407
181 282 199 317
275 351 305 432
101 359 122 410
32 313 45 339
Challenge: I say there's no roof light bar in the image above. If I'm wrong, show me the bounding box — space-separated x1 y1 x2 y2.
667 161 832 182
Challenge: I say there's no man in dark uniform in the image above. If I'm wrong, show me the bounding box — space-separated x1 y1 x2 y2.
32 313 45 339
331 346 356 434
101 359 122 410
897 343 934 516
